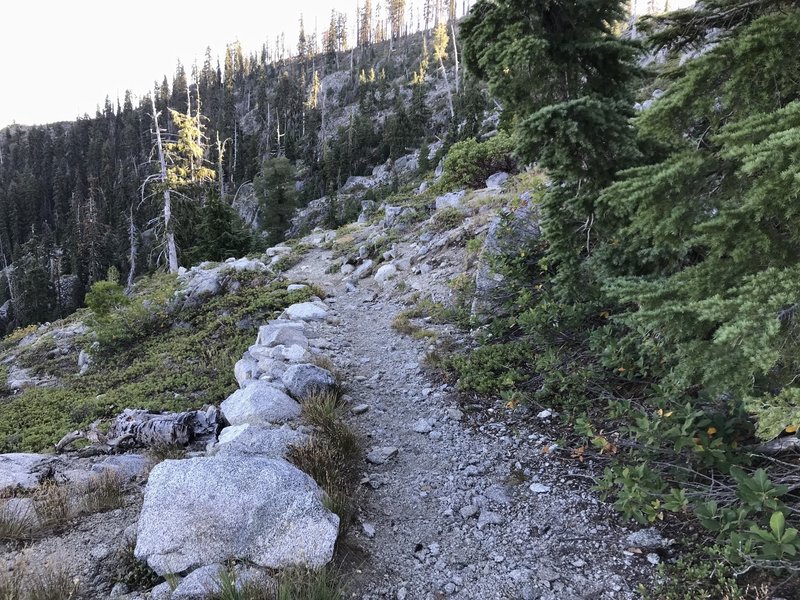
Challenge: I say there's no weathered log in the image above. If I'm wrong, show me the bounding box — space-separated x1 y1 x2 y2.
749 436 800 456
55 406 219 454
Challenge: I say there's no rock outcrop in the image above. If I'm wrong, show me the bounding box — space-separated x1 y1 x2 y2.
135 456 339 575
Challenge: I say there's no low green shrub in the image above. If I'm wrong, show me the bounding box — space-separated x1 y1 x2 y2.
0 276 312 452
437 132 516 190
430 207 465 233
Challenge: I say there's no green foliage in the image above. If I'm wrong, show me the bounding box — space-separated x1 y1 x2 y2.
448 341 531 394
253 157 299 246
0 273 311 452
192 195 253 263
113 540 162 591
437 132 516 190
460 0 800 582
641 556 744 600
429 206 465 233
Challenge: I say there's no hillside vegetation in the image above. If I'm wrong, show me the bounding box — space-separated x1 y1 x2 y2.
451 0 800 594
1 0 800 596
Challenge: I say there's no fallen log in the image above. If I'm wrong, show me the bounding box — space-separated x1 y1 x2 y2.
55 406 220 454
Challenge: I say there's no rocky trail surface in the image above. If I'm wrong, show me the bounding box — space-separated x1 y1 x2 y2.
286 248 663 600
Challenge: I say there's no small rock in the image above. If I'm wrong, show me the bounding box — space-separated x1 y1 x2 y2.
109 582 129 598
477 511 504 529
366 447 399 465
287 284 308 292
351 404 370 415
486 172 510 189
362 522 376 538
529 483 551 494
537 409 553 420
626 528 671 550
412 418 433 434
459 505 479 519
374 264 398 284
397 588 408 600
646 553 661 565
447 408 464 422
281 364 336 400
284 302 328 322
150 582 172 600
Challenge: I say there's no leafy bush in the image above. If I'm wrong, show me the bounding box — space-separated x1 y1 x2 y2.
0 276 312 452
430 206 465 233
437 132 516 190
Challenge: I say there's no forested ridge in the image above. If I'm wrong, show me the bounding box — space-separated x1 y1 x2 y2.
4 0 800 594
0 0 485 334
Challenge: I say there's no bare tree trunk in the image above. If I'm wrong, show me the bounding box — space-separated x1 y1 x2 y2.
126 205 138 290
150 96 179 273
232 123 238 184
216 132 227 199
439 57 455 119
450 23 460 95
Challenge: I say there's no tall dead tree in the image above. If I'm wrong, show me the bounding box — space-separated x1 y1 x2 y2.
148 95 179 273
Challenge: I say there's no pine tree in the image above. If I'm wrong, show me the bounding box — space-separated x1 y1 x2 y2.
462 0 639 300
594 1 800 439
253 157 298 245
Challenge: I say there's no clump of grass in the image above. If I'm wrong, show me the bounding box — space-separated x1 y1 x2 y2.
391 312 436 340
0 500 38 541
33 482 72 529
212 568 275 600
289 389 360 538
112 539 161 591
276 567 344 600
81 470 126 513
430 206 465 233
0 559 80 600
147 442 187 464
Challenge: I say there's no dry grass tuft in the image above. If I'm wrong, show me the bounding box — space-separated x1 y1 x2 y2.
32 482 72 529
0 499 39 541
0 559 80 600
81 470 126 513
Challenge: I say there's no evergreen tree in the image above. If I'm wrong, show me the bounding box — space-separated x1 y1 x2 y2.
462 0 639 300
594 1 800 439
194 195 252 262
253 157 298 245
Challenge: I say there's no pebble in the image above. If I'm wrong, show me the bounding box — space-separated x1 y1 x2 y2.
460 505 479 519
447 408 464 421
362 522 376 539
352 404 370 415
529 483 551 494
477 511 504 529
429 431 443 441
412 418 433 433
367 446 399 465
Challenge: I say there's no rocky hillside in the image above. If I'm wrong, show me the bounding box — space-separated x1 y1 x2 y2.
0 146 675 599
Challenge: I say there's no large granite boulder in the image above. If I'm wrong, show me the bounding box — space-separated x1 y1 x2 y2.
283 303 328 322
210 424 308 458
282 364 336 400
0 453 55 493
220 382 301 426
135 456 339 575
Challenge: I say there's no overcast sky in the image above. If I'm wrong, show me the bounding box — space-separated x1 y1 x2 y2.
0 0 357 127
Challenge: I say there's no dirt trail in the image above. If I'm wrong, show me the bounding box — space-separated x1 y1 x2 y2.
287 248 658 600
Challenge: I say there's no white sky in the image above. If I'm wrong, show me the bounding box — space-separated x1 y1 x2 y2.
0 0 357 127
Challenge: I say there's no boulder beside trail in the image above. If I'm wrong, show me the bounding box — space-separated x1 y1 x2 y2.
282 364 337 400
220 381 301 426
135 456 339 576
